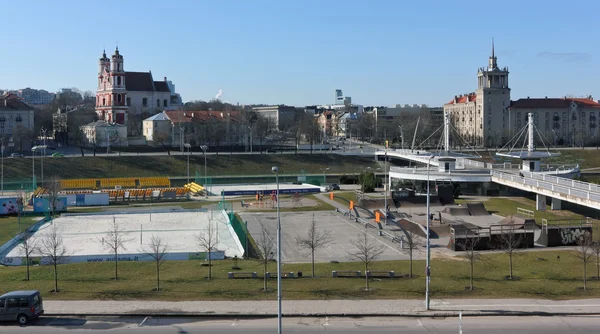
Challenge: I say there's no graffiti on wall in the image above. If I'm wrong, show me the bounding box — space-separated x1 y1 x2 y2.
560 228 589 245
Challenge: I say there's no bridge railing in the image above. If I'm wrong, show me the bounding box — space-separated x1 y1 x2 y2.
522 171 600 194
491 170 600 202
389 166 491 176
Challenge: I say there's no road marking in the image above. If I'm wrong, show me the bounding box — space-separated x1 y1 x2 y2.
139 316 151 327
324 316 329 326
417 319 423 327
231 319 237 326
46 316 60 326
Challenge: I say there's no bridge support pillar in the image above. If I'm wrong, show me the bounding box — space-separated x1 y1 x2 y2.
536 194 546 211
551 198 562 210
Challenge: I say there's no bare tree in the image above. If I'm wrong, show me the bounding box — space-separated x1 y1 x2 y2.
456 231 480 291
295 214 333 278
576 231 594 290
195 219 219 279
39 225 68 292
592 240 600 280
100 217 132 280
394 229 423 278
143 235 169 291
254 222 275 291
348 228 385 291
20 229 38 281
499 220 524 280
46 176 62 220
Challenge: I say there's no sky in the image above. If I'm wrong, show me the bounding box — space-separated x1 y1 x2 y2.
1 0 599 107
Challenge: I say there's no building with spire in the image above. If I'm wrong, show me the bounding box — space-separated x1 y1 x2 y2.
444 40 511 147
95 47 183 126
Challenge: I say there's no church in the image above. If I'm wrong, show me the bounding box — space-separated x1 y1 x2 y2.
95 47 182 125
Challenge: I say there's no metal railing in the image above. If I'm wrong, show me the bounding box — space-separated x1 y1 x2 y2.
520 170 600 194
389 166 491 176
491 170 600 202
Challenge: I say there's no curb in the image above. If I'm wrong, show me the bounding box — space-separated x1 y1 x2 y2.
42 311 600 318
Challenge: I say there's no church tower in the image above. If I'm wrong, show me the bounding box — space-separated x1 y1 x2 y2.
475 39 511 147
95 47 128 124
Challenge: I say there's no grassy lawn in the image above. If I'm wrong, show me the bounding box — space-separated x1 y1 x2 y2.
0 215 43 245
2 154 379 181
2 250 600 300
456 197 585 222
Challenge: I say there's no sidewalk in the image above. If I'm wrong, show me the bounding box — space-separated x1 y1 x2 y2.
43 298 600 317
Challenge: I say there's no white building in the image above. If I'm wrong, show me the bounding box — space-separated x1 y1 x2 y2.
80 120 128 148
444 42 511 147
14 88 55 105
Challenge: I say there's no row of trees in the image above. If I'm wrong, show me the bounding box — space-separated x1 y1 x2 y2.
459 222 600 291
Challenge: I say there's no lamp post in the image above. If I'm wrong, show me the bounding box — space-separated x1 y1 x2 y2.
39 144 47 186
384 149 388 219
425 155 434 310
184 143 191 184
31 146 35 190
322 167 329 184
271 165 282 334
200 145 208 198
247 125 253 153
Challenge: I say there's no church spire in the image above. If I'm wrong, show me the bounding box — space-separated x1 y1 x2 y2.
488 38 497 70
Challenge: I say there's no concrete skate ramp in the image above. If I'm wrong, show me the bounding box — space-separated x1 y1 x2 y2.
466 202 490 216
536 225 593 247
442 206 471 216
498 216 538 230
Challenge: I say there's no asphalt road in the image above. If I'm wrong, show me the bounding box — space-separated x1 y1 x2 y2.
2 316 600 333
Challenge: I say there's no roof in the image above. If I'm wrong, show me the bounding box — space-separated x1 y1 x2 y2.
153 81 171 93
0 93 32 111
83 120 127 128
447 94 477 105
124 71 172 92
144 112 170 121
163 110 241 124
0 290 39 298
510 97 600 109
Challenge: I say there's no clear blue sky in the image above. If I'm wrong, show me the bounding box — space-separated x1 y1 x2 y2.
2 0 599 107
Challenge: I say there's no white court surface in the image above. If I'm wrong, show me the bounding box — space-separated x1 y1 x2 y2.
6 211 243 258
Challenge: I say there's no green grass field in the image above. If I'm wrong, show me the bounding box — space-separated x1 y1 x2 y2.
2 154 380 181
1 250 600 301
0 215 43 245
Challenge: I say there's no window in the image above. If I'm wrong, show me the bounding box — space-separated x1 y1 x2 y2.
163 99 167 107
142 98 148 107
102 98 106 106
117 94 122 103
127 97 131 106
0 298 4 307
33 294 41 308
7 298 19 308
117 77 121 86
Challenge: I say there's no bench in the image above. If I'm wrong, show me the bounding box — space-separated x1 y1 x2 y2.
366 270 395 278
228 272 258 279
332 270 361 277
266 272 295 279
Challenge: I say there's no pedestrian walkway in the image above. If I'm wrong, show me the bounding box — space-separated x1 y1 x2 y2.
43 298 600 317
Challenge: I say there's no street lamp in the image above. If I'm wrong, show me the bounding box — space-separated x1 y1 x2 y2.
425 155 434 310
200 145 208 198
247 125 253 153
383 149 388 219
272 165 282 334
184 143 191 184
322 167 329 184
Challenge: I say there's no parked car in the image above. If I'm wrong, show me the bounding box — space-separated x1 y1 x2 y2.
10 153 22 158
0 290 44 325
325 184 340 191
51 152 64 157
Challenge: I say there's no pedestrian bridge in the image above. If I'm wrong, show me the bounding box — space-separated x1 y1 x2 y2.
491 170 600 211
379 150 600 211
